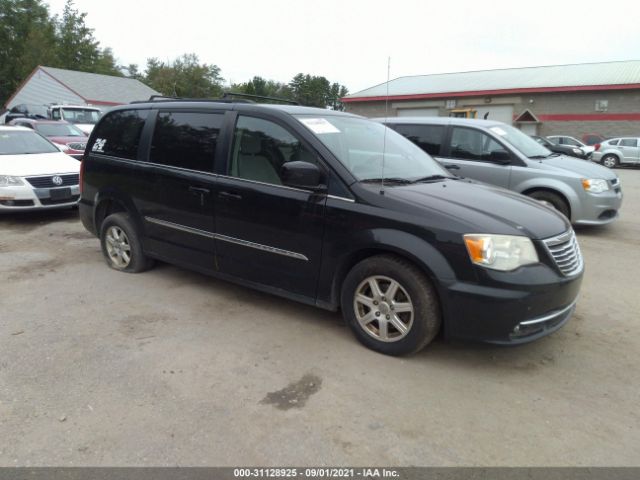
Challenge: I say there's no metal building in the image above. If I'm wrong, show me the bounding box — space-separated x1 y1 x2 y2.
4 65 159 110
342 60 640 139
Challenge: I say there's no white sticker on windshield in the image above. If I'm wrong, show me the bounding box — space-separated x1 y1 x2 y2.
490 127 507 136
299 118 340 134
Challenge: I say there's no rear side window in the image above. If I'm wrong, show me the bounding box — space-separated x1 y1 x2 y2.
150 111 223 172
608 139 619 146
391 124 444 155
619 139 638 147
90 110 148 160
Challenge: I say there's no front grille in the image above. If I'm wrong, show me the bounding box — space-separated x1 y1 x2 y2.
67 142 87 150
542 230 583 276
40 195 79 205
25 174 79 188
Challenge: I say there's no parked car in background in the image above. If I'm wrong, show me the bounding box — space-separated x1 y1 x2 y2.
547 135 595 157
591 137 640 168
79 101 584 355
381 117 622 226
8 118 87 160
582 133 606 146
531 135 587 159
0 126 80 211
2 104 49 124
49 105 102 134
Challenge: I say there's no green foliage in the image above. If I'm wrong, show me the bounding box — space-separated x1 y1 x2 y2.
144 54 223 98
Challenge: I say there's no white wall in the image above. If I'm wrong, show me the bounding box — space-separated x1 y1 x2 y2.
6 68 84 109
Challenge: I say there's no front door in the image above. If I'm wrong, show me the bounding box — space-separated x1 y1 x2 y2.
440 126 512 188
142 110 224 271
213 114 326 300
618 138 639 164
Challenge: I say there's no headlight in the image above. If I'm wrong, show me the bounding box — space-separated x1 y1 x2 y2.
0 175 24 186
582 179 609 193
463 234 539 271
572 148 583 155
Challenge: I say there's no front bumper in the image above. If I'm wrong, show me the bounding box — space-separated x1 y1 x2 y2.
440 263 583 344
0 184 80 212
572 185 622 226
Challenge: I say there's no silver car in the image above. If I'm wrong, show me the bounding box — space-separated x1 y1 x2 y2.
547 135 595 157
591 137 640 168
380 117 623 226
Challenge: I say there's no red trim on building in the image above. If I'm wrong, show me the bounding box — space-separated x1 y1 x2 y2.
85 99 123 106
537 113 640 121
341 83 640 103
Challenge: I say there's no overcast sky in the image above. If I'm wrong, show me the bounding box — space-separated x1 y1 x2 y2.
44 0 640 94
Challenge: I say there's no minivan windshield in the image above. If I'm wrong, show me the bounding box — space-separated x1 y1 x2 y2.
489 124 552 158
0 130 59 155
295 115 451 182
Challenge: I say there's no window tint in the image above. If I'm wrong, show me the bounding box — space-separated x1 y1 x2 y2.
229 116 317 186
391 124 444 155
449 127 509 162
90 110 148 160
150 111 223 172
619 139 637 147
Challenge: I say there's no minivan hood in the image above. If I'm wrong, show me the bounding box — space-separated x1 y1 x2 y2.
542 155 617 179
0 152 80 176
377 179 569 240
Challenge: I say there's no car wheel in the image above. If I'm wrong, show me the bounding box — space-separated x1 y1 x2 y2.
100 213 154 273
527 190 570 219
602 155 619 169
341 255 441 356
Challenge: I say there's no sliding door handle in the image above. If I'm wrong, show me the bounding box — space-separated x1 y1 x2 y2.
218 191 243 200
189 186 211 195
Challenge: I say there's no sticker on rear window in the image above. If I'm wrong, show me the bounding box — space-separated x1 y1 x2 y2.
490 127 507 136
299 118 340 134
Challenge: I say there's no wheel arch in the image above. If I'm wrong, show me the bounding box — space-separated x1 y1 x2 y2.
93 190 142 235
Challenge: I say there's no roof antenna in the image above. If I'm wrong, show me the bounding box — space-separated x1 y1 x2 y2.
380 56 391 195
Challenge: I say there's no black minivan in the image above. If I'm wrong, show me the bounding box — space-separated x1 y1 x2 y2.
79 100 583 356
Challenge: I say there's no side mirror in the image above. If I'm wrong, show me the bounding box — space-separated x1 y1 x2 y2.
489 150 511 164
281 161 325 191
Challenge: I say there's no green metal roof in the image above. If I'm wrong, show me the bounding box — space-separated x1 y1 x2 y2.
344 60 640 101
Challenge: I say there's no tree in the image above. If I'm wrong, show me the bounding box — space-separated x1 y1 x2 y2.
288 73 348 109
233 76 293 101
144 54 223 98
0 0 58 105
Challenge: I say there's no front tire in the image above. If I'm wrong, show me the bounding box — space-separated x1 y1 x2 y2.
100 213 154 273
341 255 441 356
527 190 570 219
602 155 619 169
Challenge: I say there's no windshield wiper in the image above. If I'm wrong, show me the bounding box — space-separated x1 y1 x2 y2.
360 177 412 184
528 154 551 159
411 174 456 183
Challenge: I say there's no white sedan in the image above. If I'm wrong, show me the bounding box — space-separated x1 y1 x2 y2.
0 126 80 212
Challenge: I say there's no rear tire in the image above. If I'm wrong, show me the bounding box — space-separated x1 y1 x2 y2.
527 190 570 219
602 155 619 169
340 255 441 356
100 213 154 273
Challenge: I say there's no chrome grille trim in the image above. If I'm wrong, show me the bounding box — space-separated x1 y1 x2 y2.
67 142 87 150
542 230 583 277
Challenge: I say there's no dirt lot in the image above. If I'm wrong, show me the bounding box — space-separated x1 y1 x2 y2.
1 169 639 467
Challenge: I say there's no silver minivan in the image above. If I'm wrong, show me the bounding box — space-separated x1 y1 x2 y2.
380 117 622 226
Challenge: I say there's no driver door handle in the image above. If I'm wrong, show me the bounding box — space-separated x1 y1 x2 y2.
218 191 243 200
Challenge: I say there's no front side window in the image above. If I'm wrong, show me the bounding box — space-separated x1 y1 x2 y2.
391 124 444 156
294 115 448 181
150 112 223 172
0 130 58 155
619 139 638 147
229 116 318 186
89 110 148 160
449 127 509 162
51 109 61 120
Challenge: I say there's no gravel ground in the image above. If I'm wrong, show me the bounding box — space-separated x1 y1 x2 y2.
1 169 639 466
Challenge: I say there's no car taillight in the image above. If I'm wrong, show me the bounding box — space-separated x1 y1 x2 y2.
594 143 601 151
79 159 84 194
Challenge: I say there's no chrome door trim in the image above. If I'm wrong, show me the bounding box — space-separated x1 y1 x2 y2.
144 216 215 239
144 217 308 261
215 233 309 261
327 194 355 203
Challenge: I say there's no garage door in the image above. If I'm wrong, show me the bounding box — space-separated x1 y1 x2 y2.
473 105 514 125
397 108 439 117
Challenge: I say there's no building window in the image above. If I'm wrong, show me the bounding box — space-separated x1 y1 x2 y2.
595 100 608 112
445 99 457 109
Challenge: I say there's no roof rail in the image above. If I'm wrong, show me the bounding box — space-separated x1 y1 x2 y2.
221 92 299 105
